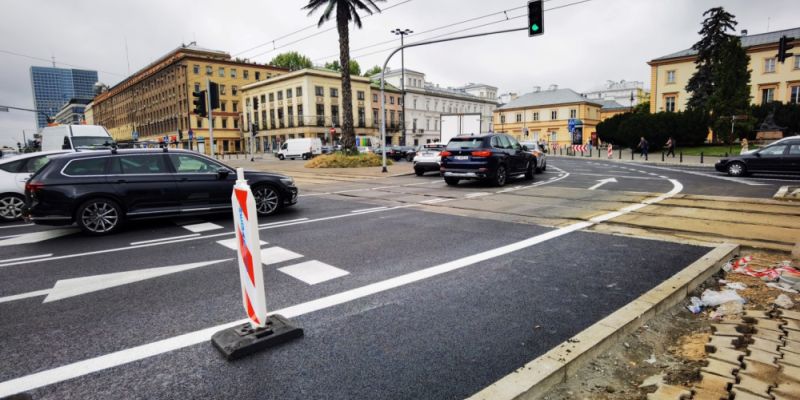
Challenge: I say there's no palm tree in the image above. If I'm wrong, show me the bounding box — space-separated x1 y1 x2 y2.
304 0 384 151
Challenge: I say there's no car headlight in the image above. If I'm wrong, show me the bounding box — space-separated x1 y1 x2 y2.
280 177 295 186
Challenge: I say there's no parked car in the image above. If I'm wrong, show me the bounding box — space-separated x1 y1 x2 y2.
277 138 322 160
715 138 800 177
413 143 447 176
519 141 548 173
440 133 535 186
24 149 298 234
404 146 418 162
40 124 114 151
390 146 416 161
0 151 68 221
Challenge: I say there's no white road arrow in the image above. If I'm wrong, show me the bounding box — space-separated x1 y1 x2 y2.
0 259 231 304
588 178 618 191
0 228 79 247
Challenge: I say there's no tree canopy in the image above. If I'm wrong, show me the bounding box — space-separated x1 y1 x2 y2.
268 52 313 71
324 59 361 75
363 65 382 77
685 7 738 111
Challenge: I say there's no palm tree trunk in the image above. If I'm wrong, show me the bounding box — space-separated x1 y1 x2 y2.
337 5 355 151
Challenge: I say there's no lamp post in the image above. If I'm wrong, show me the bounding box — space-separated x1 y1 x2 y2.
391 28 412 147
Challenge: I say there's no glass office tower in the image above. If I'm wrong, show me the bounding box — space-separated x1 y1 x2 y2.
30 66 98 128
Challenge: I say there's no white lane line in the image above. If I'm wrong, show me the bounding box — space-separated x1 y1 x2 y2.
258 218 308 228
631 164 769 186
278 260 349 285
0 289 52 304
0 208 411 269
260 247 303 265
0 178 684 396
130 234 200 246
298 192 331 197
571 172 663 181
464 192 491 198
181 222 223 233
0 234 20 240
0 228 79 247
216 238 267 250
350 206 388 213
0 223 34 230
420 198 453 204
659 175 668 179
0 253 53 264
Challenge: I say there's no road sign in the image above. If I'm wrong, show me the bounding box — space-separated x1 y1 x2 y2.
188 129 194 140
568 118 576 133
132 131 139 141
330 127 335 134
196 136 204 142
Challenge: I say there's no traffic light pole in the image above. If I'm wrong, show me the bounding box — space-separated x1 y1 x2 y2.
378 26 527 172
206 77 215 158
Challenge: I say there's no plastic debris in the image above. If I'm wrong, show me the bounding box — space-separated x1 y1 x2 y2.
644 354 657 364
725 282 747 290
766 282 799 294
727 256 800 281
687 297 704 314
711 301 743 318
774 294 795 309
700 289 746 307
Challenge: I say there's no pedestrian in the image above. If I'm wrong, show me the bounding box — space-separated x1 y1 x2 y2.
665 136 675 158
637 136 649 158
740 138 749 154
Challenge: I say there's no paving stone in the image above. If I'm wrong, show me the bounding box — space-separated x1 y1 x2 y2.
701 358 740 378
730 387 772 399
690 388 728 400
779 363 800 383
735 373 776 397
778 309 800 321
781 351 800 368
646 383 691 400
753 318 787 333
745 348 780 367
711 323 747 337
749 337 784 354
784 340 800 355
739 360 781 383
707 335 738 351
784 318 800 332
743 310 774 320
692 372 734 398
708 346 745 365
771 379 800 399
751 328 785 343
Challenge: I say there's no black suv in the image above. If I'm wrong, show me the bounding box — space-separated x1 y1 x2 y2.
440 134 535 186
24 149 298 235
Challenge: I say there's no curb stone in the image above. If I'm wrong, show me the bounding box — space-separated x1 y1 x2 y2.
467 243 739 400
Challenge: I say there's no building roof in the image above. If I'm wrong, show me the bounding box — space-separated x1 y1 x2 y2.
241 67 370 91
460 82 498 90
370 81 401 92
651 26 800 62
594 99 629 110
498 88 601 110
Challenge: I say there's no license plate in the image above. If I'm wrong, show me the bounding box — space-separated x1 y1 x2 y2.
454 155 469 160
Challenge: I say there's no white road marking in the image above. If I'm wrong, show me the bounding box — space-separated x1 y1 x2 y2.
350 206 388 213
571 172 661 181
258 217 308 227
0 223 34 230
0 234 20 240
0 260 231 305
181 222 223 233
130 234 200 246
0 253 53 263
420 198 453 204
0 178 685 396
260 247 303 265
464 192 491 198
216 238 267 250
588 178 618 190
278 260 349 285
0 228 79 247
630 164 769 186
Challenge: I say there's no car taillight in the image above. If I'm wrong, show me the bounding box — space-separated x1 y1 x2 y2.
440 151 452 157
26 181 44 193
471 150 492 157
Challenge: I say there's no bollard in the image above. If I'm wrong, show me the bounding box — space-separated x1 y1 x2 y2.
700 152 704 164
618 147 622 159
580 150 584 157
680 152 683 163
724 152 728 157
662 152 665 162
645 152 648 161
559 147 562 156
631 149 634 160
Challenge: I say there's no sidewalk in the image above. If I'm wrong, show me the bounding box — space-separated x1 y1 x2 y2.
550 147 728 167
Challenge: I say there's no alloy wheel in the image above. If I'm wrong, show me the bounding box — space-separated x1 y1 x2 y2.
728 162 744 177
80 201 119 233
0 195 24 221
254 186 280 215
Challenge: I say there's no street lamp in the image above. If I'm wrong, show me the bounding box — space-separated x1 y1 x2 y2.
391 28 412 147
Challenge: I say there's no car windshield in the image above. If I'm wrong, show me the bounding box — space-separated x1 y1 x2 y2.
72 136 113 148
446 138 484 150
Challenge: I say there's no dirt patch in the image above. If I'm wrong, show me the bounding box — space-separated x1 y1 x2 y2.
542 249 799 400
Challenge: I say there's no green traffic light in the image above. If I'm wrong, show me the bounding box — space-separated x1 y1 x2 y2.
531 24 540 32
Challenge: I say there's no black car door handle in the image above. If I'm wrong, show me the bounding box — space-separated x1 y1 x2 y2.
115 179 127 184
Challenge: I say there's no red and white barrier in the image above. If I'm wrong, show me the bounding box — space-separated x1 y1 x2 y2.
607 144 613 159
232 168 268 329
572 144 587 153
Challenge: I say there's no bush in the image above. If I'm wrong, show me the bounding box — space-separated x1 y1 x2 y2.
304 153 393 168
597 110 709 149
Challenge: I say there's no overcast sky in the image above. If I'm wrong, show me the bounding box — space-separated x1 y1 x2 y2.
1 0 798 147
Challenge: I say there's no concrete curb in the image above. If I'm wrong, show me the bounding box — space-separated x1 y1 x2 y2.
467 242 740 400
548 154 718 167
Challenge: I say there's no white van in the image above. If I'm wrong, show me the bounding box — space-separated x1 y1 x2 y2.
278 138 322 160
40 125 114 151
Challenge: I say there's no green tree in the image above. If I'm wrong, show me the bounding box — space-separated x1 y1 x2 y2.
304 0 384 151
685 7 737 111
268 52 312 71
633 101 650 114
708 37 752 146
363 65 382 77
324 59 361 75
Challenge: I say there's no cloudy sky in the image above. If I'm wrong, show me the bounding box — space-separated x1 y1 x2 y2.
1 0 798 147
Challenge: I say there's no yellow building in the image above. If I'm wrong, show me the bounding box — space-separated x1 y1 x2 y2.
649 27 800 113
91 43 285 154
240 68 403 150
83 101 94 125
494 87 602 147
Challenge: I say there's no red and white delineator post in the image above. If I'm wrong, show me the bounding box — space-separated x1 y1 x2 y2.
607 144 613 159
231 168 268 329
211 168 303 360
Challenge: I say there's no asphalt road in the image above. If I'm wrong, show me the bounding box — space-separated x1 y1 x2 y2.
0 155 776 399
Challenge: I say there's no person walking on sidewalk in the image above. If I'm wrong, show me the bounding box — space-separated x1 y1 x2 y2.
740 138 749 154
665 136 675 157
638 136 649 158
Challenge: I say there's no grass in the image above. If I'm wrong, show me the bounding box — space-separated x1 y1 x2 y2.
671 145 759 157
304 152 393 168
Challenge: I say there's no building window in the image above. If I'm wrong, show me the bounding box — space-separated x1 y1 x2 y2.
269 93 274 102
260 95 266 106
298 105 304 126
331 105 339 126
330 88 338 98
570 109 577 119
357 91 365 101
243 70 249 80
255 72 261 80
500 115 505 124
277 108 284 128
277 91 283 101
764 58 776 73
220 85 226 95
315 86 324 96
373 109 379 125
665 96 676 112
206 66 212 76
413 118 417 131
296 86 302 97
287 88 292 98
221 102 227 112
550 110 558 120
358 107 365 127
234 119 239 129
762 87 775 103
666 70 676 84
193 64 200 74
373 93 378 102
316 104 325 126
194 83 200 93
233 102 238 112
287 106 294 127
515 113 522 122
532 112 539 121
389 96 394 105
218 67 225 77
269 110 275 129
232 86 238 96
230 69 237 78
222 118 228 129
791 86 800 104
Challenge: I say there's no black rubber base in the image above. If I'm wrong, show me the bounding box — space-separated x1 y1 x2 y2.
211 314 304 360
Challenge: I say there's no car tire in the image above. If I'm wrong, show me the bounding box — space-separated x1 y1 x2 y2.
0 193 25 221
76 198 123 235
407 155 414 162
727 161 746 177
542 161 547 171
534 158 542 173
278 154 285 160
252 185 282 216
302 153 309 160
525 162 534 180
444 177 460 186
415 168 424 176
493 165 507 187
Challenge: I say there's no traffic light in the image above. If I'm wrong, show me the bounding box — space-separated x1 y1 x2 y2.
209 81 220 110
192 90 207 118
527 0 544 37
777 35 795 63
251 123 258 137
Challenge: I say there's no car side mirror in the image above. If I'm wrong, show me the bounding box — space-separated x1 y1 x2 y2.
216 168 231 179
522 145 529 151
754 152 761 158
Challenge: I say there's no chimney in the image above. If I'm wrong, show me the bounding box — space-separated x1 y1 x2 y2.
533 86 541 93
741 29 748 36
548 84 558 91
510 92 519 101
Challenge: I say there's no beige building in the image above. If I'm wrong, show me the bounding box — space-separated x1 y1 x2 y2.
649 27 800 113
494 87 602 147
241 68 403 150
91 43 285 154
